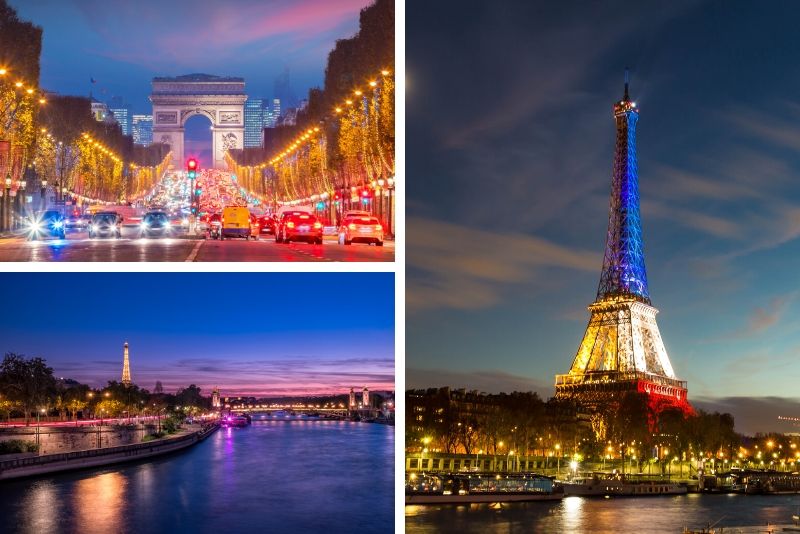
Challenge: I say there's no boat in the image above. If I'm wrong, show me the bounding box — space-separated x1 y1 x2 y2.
405 472 563 504
701 469 800 494
220 415 250 428
561 474 686 497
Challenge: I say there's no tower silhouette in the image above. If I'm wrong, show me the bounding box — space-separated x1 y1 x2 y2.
121 341 131 386
555 73 689 425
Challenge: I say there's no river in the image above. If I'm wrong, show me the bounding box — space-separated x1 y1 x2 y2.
406 493 800 533
0 419 394 534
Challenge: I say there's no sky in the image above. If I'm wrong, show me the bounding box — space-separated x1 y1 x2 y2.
0 273 394 398
9 0 372 166
407 0 800 434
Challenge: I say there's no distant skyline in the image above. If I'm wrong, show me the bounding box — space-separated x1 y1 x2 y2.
10 0 371 115
0 273 394 397
407 0 800 435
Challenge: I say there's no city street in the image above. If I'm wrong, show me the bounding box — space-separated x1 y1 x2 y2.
0 231 393 261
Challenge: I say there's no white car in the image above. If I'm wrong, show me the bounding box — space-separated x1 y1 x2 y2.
338 215 384 246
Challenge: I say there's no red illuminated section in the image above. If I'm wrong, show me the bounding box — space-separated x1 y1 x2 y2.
636 379 694 418
187 158 198 170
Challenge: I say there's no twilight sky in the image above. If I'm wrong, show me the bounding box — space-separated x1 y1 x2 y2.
9 0 372 166
407 0 800 433
0 273 394 397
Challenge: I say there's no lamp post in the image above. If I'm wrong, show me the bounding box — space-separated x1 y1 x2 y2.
10 188 17 230
40 179 47 211
555 443 561 478
36 408 45 449
386 177 394 238
420 436 431 472
4 176 11 232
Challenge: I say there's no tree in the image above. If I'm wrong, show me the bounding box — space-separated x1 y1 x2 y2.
0 353 57 425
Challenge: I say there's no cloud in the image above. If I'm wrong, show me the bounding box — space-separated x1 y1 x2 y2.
407 368 552 398
407 217 598 311
743 295 793 336
692 396 800 436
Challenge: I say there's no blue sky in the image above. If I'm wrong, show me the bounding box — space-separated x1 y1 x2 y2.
0 273 394 397
406 0 800 433
10 0 371 114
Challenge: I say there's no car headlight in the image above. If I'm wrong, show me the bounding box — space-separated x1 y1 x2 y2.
165 222 172 228
182 218 188 225
28 221 42 231
140 222 149 229
53 221 63 229
91 224 99 231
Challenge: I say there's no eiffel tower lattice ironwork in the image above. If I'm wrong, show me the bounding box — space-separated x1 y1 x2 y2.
122 341 132 386
555 73 689 415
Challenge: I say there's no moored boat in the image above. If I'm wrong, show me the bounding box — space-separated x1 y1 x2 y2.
561 474 686 497
405 472 563 504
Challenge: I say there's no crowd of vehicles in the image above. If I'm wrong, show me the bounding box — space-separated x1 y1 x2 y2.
19 203 388 247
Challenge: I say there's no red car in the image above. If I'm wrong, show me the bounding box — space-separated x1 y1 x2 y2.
277 212 323 244
258 214 278 234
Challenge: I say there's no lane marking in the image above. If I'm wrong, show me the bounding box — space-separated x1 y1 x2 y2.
185 240 203 262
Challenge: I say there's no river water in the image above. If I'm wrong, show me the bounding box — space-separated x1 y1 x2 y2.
406 493 800 533
0 419 394 534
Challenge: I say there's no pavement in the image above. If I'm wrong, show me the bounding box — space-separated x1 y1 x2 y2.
0 228 394 262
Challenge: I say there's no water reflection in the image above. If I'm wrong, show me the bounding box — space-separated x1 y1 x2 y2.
19 480 61 533
74 472 128 533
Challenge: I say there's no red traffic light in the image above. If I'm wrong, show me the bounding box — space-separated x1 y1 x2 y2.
187 158 198 170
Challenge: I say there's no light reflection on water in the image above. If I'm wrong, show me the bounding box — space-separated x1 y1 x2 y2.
0 420 393 533
406 493 800 534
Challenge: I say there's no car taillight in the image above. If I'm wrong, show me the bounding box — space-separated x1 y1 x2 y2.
375 224 382 231
287 221 295 228
348 223 356 230
314 222 322 229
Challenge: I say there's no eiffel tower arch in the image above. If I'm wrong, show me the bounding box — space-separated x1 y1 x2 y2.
555 73 691 435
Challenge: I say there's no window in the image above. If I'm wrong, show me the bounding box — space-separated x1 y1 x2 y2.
454 460 460 470
410 459 418 469
432 459 440 469
422 459 429 469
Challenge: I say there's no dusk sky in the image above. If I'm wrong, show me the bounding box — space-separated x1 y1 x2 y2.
407 1 800 433
0 273 394 397
9 0 372 165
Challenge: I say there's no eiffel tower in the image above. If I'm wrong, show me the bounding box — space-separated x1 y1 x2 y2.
555 72 689 417
121 341 132 386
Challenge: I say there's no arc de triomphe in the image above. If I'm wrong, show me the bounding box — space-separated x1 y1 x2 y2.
150 74 246 169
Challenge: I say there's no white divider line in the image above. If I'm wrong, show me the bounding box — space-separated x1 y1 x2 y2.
185 240 203 262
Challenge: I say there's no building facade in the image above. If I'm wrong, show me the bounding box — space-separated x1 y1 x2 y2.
244 98 265 147
110 108 131 135
132 115 153 145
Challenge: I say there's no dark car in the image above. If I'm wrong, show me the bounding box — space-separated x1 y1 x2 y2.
275 211 310 243
89 212 122 239
277 212 323 244
140 211 172 238
27 210 66 240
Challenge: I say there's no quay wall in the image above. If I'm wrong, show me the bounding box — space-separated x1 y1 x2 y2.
0 424 218 481
0 424 156 455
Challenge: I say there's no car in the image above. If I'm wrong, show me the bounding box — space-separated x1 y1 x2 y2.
64 210 87 230
139 211 173 238
207 213 222 239
26 210 66 240
88 212 122 239
278 212 323 244
339 215 384 246
275 211 310 243
258 214 278 234
220 206 256 240
341 210 371 221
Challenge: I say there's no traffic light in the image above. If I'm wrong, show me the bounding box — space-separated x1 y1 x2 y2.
187 158 198 180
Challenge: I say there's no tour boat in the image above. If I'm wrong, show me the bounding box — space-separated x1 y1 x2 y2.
561 475 686 497
405 472 563 504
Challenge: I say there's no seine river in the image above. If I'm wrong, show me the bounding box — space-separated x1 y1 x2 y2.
406 493 800 533
0 419 394 533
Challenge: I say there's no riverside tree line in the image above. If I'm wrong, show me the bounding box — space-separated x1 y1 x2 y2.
0 353 211 425
407 388 797 470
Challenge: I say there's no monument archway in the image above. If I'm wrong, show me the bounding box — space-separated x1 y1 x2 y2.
150 74 246 169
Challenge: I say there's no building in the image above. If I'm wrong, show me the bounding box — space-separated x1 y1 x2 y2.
270 98 281 127
244 98 265 147
110 108 130 136
349 388 356 409
212 387 221 409
554 74 690 425
132 114 153 145
90 98 113 123
362 387 370 408
121 341 131 386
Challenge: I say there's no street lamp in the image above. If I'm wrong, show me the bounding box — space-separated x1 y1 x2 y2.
4 175 11 232
36 408 45 448
555 444 561 477
40 179 47 210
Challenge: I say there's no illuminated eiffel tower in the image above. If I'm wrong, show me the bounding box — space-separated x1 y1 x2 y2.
555 72 689 417
121 341 132 386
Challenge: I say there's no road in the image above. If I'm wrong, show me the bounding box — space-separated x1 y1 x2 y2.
0 229 394 262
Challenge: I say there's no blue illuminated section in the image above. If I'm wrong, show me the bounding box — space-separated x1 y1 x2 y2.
596 87 651 304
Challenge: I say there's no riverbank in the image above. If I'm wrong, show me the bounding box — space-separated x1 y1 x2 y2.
0 423 218 481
